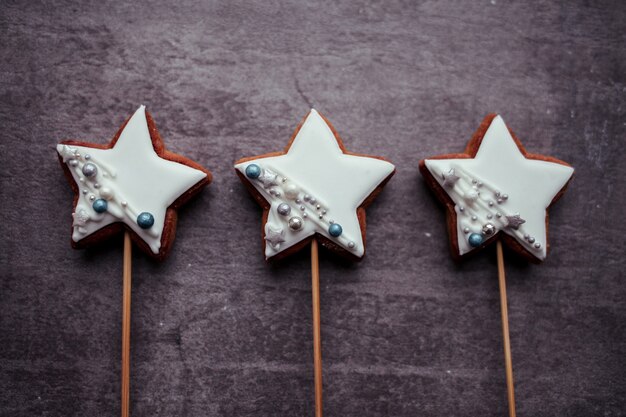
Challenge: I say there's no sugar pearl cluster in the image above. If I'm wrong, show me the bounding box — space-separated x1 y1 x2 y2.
59 144 156 234
440 166 542 251
245 163 355 251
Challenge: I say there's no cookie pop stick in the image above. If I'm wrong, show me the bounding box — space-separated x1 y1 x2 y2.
235 110 395 416
419 114 574 416
56 106 211 417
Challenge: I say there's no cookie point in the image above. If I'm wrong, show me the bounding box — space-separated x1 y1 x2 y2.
492 114 506 125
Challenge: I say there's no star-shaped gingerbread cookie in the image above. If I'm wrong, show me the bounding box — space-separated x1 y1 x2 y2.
235 109 395 261
56 106 211 260
419 114 574 262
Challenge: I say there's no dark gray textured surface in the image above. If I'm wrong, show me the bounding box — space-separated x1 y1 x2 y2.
1 1 625 416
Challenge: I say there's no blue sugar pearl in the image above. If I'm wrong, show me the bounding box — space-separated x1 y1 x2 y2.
137 212 155 229
328 223 343 237
245 164 261 179
92 198 108 213
468 233 484 247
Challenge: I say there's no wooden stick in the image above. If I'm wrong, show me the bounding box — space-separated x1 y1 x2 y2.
121 232 132 417
496 240 516 417
311 239 323 417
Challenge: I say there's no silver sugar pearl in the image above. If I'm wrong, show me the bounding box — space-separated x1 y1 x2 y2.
303 194 310 201
82 189 88 195
488 201 494 207
69 159 78 167
94 183 101 189
316 204 321 210
79 177 85 183
310 198 316 204
121 201 128 207
288 216 303 231
303 213 308 218
482 223 496 236
300 205 305 211
274 191 281 197
84 154 91 160
82 162 98 178
459 206 465 212
318 214 323 219
89 195 96 201
528 237 535 243
496 212 502 218
322 209 327 214
348 241 355 249
487 214 493 219
277 203 291 216
534 242 541 249
524 234 530 240
295 199 301 204
471 215 477 221
503 194 509 200
463 227 470 234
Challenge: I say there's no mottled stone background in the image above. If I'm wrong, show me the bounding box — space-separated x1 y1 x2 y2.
1 1 625 416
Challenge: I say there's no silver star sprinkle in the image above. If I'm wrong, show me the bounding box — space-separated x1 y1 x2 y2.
505 214 526 230
58 145 77 162
257 168 279 189
72 208 90 226
441 168 460 188
265 226 286 248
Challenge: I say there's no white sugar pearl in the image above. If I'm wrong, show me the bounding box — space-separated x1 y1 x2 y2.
284 184 299 200
99 187 114 200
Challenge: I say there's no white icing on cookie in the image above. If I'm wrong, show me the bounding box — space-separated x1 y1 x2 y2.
57 106 207 254
424 115 573 260
235 109 395 259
